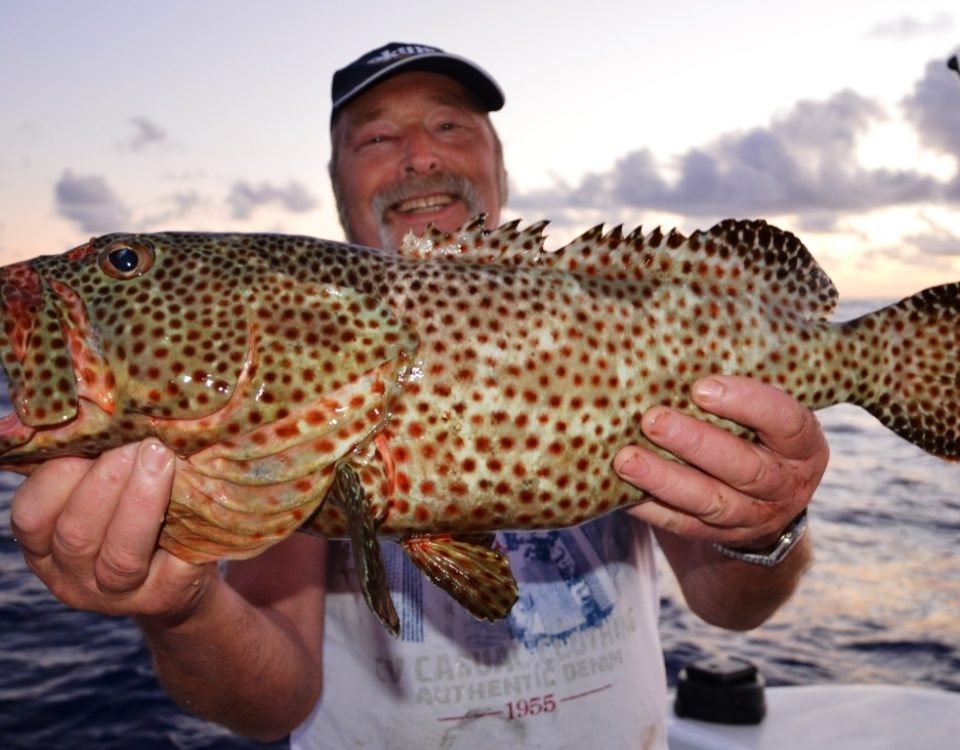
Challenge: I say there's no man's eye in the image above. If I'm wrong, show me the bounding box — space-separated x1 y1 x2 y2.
359 134 390 148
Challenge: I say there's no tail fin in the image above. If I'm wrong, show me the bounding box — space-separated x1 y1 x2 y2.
848 283 960 460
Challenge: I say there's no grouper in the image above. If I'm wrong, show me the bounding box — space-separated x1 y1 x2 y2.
1 217 957 634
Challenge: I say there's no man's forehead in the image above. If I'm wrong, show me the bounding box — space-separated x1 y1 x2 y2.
337 72 484 127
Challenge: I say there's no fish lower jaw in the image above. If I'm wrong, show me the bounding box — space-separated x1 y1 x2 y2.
0 397 120 465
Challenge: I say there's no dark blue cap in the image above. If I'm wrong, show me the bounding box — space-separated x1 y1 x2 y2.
331 42 504 122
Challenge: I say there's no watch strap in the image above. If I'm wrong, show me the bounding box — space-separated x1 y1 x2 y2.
712 510 808 567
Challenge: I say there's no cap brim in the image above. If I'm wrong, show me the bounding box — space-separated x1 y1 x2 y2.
332 52 504 117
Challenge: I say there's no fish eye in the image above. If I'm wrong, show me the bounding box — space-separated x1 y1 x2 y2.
98 240 155 279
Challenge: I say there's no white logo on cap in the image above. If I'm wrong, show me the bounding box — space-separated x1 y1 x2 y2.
367 45 441 65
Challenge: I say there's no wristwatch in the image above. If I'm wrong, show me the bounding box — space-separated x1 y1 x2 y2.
712 511 808 567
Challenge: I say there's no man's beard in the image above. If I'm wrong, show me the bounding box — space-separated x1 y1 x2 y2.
371 172 484 250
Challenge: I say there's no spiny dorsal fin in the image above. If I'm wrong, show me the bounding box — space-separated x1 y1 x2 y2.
396 215 549 266
543 218 839 321
399 216 838 321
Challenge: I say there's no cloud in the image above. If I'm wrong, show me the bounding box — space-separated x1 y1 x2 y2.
904 217 960 259
137 191 204 229
226 180 318 220
55 171 132 233
514 88 946 221
866 12 954 40
124 116 169 152
54 172 320 235
902 55 960 157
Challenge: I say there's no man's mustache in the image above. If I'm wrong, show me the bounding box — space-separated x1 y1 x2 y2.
372 172 482 219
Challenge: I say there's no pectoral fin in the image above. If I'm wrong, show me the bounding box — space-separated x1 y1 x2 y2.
401 533 519 622
328 462 399 636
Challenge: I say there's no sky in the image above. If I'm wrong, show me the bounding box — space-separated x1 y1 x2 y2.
1 0 959 299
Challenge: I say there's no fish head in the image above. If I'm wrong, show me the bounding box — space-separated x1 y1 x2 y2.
0 233 252 469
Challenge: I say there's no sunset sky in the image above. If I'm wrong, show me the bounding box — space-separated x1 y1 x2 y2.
1 0 959 299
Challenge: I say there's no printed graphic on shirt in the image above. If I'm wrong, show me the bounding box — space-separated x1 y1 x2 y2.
502 516 636 649
379 514 637 649
302 518 666 750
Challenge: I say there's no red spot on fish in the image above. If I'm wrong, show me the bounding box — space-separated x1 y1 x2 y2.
315 438 335 454
273 424 300 439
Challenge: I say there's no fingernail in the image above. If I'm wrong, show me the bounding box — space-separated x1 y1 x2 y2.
645 408 675 438
694 377 724 402
614 450 648 479
138 440 173 475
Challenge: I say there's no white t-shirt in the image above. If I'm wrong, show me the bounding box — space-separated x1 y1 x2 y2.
291 514 667 750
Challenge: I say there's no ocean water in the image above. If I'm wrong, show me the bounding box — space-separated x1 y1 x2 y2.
1 299 958 748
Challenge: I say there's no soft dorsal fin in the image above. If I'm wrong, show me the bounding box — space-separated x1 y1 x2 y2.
398 216 838 321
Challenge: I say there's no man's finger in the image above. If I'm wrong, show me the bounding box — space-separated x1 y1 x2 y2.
96 440 175 595
614 444 781 541
692 376 827 462
49 445 138 575
10 456 98 559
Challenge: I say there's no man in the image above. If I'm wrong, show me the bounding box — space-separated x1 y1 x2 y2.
10 43 828 748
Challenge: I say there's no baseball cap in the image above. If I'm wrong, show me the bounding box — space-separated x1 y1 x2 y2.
331 42 505 122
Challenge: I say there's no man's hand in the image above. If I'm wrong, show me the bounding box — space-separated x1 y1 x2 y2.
615 376 829 548
10 440 217 621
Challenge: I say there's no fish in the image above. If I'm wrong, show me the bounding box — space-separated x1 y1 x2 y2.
1 217 958 635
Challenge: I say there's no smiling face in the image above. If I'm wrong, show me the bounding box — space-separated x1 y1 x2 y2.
330 71 506 251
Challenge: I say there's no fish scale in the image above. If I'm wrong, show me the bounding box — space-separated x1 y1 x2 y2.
1 217 958 635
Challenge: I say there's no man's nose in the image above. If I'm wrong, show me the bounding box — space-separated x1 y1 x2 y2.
401 128 440 175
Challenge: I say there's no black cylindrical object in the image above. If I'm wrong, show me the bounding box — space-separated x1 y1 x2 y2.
674 656 767 725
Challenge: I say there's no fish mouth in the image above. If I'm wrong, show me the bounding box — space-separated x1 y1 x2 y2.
0 349 117 471
0 369 37 465
0 261 108 465
0 262 82 429
0 372 15 426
